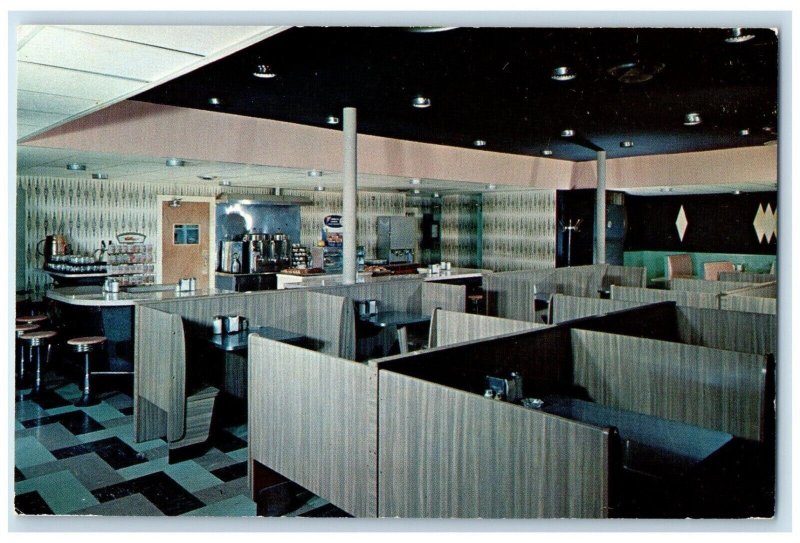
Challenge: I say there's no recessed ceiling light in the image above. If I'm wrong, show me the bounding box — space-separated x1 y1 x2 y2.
412 95 431 109
541 149 554 156
733 190 742 195
738 128 750 136
198 175 218 181
762 126 775 133
208 97 221 106
253 64 276 79
66 163 86 171
91 173 108 180
551 66 577 81
620 140 634 148
220 180 231 187
659 187 674 193
725 28 755 43
486 184 497 190
412 189 421 195
166 158 185 167
325 115 340 125
307 169 323 177
410 178 421 185
315 185 325 191
561 129 575 137
473 139 487 147
683 112 702 126
433 192 440 198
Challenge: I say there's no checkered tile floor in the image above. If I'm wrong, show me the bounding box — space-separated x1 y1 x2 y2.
14 372 343 517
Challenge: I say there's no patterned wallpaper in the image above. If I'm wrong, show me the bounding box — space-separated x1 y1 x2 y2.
441 194 482 268
481 191 557 272
16 176 412 293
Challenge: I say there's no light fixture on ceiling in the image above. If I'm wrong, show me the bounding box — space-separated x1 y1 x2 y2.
541 149 554 156
315 185 325 192
561 129 575 137
683 112 702 126
762 126 775 133
66 163 86 171
166 158 185 167
410 178 421 185
406 27 457 33
208 97 221 106
659 187 674 193
168 197 182 208
473 139 487 147
725 28 755 43
412 95 431 109
433 192 440 198
253 64 276 79
198 175 218 181
307 169 323 177
325 115 340 125
486 184 497 191
733 190 742 195
551 66 576 81
620 140 635 148
91 173 109 180
738 128 750 136
412 189 421 195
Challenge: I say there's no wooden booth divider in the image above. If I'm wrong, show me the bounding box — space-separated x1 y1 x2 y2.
610 285 721 310
570 329 769 441
718 271 776 284
668 278 756 293
428 309 546 348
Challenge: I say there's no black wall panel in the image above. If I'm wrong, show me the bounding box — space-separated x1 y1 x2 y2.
624 192 778 255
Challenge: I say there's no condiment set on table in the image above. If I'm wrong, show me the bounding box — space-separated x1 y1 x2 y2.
212 315 249 335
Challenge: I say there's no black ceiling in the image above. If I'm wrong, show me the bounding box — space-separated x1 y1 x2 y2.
134 26 779 162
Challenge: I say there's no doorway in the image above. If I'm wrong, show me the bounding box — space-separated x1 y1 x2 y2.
158 196 215 289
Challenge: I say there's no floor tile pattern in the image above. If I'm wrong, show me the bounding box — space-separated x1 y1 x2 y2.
14 371 348 518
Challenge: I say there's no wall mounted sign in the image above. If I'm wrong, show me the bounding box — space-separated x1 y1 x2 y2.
753 203 777 244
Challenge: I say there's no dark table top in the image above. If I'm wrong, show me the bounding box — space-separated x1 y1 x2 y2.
359 310 431 328
538 396 733 477
208 326 306 352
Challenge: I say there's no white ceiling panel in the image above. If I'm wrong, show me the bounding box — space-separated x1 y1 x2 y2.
19 27 202 82
16 125 41 140
61 25 281 56
18 62 142 101
17 90 100 115
17 109 67 127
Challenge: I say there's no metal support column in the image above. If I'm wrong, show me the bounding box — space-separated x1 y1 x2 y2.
595 150 607 264
342 107 358 284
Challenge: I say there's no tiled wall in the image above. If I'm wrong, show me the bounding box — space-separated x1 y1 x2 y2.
481 191 557 272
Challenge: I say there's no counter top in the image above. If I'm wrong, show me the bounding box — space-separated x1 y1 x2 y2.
46 286 236 307
277 267 490 289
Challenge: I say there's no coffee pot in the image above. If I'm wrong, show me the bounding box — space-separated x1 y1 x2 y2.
37 234 69 263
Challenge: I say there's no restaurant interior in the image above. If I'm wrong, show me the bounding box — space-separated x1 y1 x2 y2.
10 16 785 526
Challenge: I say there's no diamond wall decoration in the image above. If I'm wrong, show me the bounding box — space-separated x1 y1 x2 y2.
675 205 688 242
753 203 777 243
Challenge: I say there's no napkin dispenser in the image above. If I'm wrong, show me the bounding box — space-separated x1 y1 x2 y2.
485 372 523 402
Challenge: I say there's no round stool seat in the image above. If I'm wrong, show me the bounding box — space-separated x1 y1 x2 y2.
20 330 57 346
467 294 484 301
16 323 40 337
16 315 48 324
68 336 107 353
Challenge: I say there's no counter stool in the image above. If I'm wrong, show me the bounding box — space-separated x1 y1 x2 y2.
16 314 49 326
67 336 107 407
19 330 57 398
15 323 40 386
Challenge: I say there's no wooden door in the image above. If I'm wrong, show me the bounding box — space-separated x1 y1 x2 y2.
161 201 211 289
